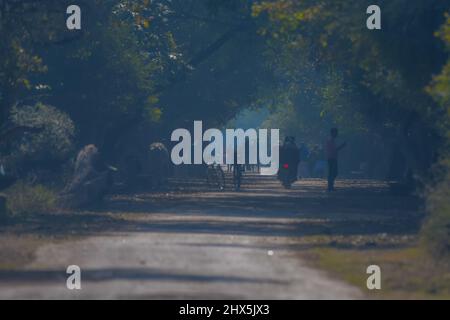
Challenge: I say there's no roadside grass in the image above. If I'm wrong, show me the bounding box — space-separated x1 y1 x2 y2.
5 181 56 217
303 243 450 299
0 233 82 270
0 235 45 270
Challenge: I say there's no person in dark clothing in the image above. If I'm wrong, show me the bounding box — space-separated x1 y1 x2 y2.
279 136 300 183
325 128 346 191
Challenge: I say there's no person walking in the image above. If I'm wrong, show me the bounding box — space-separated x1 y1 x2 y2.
326 128 346 191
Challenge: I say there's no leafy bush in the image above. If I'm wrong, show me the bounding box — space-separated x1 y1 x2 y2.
422 14 450 262
5 181 56 217
421 165 450 261
9 102 75 163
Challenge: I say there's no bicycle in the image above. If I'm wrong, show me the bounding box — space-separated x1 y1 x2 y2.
206 163 225 191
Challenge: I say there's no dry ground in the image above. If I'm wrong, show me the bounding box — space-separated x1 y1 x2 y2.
0 175 433 299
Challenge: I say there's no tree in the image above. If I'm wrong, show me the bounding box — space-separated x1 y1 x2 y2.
252 0 450 179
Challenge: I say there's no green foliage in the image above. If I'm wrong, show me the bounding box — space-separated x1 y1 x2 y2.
0 0 183 145
5 181 56 217
0 0 54 123
41 9 160 143
251 1 370 140
262 96 330 144
253 0 449 121
422 13 450 261
9 103 75 163
422 172 450 261
427 13 450 140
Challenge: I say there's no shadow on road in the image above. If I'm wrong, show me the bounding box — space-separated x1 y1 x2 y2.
0 268 286 285
1 176 424 240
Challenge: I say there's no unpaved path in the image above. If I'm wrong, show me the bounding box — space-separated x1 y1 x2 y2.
0 176 421 299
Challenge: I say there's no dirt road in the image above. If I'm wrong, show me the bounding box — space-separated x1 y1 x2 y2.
0 175 422 299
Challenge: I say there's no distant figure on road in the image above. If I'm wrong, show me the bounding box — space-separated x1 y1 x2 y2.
298 142 310 179
309 145 326 178
326 128 347 192
279 136 300 186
